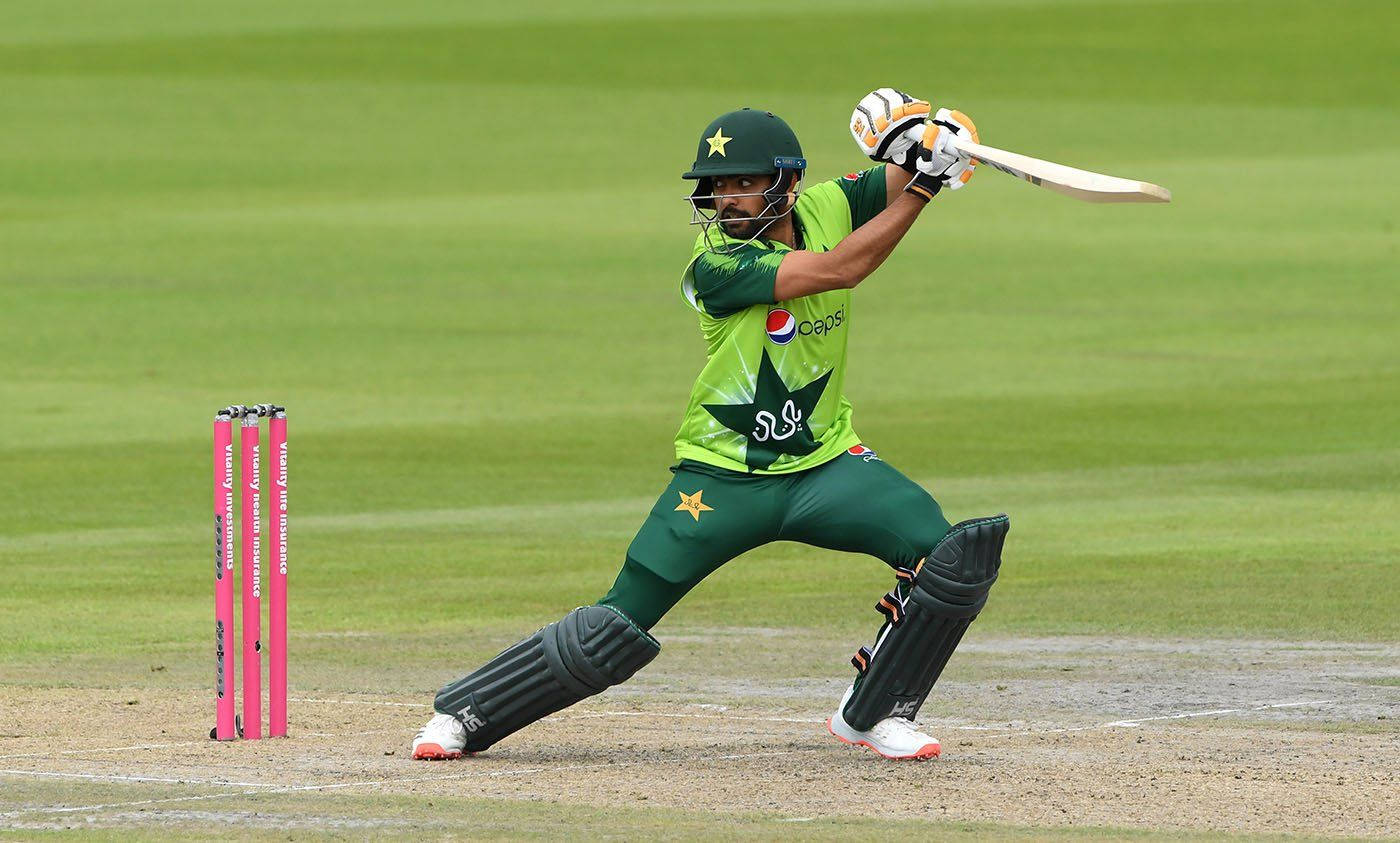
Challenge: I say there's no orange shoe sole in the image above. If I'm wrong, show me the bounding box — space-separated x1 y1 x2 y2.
412 742 465 761
826 718 940 760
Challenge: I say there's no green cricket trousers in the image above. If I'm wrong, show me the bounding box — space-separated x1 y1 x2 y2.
599 446 952 630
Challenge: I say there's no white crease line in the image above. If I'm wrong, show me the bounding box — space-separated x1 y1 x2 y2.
968 700 1336 739
0 741 207 760
0 728 414 760
0 747 824 819
0 792 252 820
0 769 280 789
1104 699 1334 727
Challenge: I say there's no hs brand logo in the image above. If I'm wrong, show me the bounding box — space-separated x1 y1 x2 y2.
457 705 486 732
890 700 919 718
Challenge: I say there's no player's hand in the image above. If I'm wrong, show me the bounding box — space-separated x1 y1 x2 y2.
911 108 980 190
850 88 930 166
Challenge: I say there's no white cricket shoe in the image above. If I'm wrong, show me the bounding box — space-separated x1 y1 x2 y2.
826 685 940 760
412 712 468 760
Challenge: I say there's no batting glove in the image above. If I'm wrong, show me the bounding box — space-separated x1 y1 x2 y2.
850 88 931 167
911 108 980 191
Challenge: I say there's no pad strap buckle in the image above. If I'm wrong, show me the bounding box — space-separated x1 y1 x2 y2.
875 590 906 625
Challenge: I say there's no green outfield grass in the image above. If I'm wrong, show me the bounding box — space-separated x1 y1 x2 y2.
1 0 1396 690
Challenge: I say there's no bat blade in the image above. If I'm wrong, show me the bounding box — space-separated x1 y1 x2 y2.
949 137 1171 203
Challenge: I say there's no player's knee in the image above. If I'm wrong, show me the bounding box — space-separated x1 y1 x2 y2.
597 556 695 631
890 487 952 558
546 605 659 689
911 514 1009 616
843 514 1010 731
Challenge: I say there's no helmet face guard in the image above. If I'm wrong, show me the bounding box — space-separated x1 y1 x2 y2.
686 162 804 254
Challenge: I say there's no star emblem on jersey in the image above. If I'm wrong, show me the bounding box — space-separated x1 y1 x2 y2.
675 489 714 521
705 128 732 157
703 349 832 470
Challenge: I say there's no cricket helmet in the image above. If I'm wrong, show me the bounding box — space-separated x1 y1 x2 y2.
684 108 806 251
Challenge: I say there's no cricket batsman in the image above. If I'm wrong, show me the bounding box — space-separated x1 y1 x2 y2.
413 89 1009 761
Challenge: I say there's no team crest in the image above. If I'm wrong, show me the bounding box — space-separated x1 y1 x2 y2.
701 348 832 470
675 489 714 522
705 128 732 157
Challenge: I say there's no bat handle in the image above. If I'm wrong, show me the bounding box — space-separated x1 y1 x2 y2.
945 134 981 161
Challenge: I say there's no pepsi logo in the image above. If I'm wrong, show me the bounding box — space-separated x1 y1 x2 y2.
765 305 845 344
766 308 797 345
848 444 880 462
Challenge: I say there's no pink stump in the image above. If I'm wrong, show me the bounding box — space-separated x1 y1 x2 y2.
213 413 237 740
267 410 288 737
240 412 263 740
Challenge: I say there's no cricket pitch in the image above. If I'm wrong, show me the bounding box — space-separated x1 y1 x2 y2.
2 635 1395 838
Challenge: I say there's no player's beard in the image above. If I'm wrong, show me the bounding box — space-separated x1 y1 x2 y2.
719 208 763 240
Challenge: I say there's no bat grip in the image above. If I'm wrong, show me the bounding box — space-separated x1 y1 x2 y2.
945 134 980 161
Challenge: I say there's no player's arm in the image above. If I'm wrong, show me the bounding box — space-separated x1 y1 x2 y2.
774 191 927 299
884 163 914 208
848 159 933 211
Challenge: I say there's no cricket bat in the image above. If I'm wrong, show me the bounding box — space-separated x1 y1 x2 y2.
947 136 1171 203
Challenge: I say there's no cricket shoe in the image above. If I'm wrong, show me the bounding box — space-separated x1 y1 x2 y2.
826 685 940 760
412 712 469 760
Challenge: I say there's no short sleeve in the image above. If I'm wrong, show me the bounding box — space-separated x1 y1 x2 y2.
835 165 887 230
691 247 782 319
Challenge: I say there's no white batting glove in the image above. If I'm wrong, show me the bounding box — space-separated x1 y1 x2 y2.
850 88 931 166
911 108 980 190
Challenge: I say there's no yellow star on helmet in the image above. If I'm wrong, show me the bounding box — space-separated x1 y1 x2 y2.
705 128 732 157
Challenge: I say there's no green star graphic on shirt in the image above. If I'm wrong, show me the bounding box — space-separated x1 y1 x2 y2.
703 348 833 470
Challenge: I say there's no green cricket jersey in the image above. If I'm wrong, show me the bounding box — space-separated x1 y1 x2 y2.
675 165 887 473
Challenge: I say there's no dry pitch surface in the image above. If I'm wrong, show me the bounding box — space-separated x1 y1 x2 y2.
2 635 1395 839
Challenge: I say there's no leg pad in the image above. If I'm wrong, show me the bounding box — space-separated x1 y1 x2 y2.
434 605 659 752
842 514 1008 731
